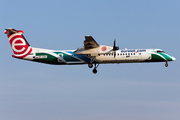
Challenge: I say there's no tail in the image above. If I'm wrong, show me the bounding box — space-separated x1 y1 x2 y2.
5 28 33 59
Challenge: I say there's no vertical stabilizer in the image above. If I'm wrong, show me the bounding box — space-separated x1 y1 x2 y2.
5 28 33 59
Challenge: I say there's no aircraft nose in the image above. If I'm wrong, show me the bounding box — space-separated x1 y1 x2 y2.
172 57 176 61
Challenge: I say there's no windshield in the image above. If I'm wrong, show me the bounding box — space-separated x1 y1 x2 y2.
157 50 165 53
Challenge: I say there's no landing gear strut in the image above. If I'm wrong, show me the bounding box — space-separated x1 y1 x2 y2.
92 63 99 74
87 56 99 74
165 61 168 67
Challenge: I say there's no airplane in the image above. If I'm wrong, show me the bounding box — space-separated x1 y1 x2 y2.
5 28 176 74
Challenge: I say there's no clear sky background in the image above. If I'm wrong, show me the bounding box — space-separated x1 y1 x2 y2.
0 0 179 120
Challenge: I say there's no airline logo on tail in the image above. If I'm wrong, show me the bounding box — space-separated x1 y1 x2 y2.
5 29 32 58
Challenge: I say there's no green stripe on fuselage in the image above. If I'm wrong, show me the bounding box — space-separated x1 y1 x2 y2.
33 53 59 64
33 52 83 65
158 53 172 61
54 52 80 62
151 52 172 62
151 53 165 61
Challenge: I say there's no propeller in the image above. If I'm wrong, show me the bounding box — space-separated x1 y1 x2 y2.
112 39 119 58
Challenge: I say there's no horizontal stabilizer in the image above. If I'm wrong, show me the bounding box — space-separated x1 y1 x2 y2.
5 28 24 35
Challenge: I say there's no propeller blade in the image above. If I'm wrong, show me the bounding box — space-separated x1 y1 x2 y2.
114 39 115 48
114 51 116 58
113 39 119 51
113 39 119 58
113 39 116 50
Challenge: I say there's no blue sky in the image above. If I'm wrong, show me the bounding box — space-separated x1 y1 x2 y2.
0 0 179 120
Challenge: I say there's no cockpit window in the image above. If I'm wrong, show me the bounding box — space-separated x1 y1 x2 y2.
157 50 165 53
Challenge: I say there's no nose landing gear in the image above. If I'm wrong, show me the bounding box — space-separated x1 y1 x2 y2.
165 61 168 67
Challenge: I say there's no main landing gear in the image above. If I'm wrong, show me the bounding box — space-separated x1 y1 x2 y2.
165 61 168 67
88 63 99 74
88 63 93 68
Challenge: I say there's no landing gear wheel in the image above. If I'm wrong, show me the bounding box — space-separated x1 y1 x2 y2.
165 62 168 67
88 63 93 68
93 69 97 74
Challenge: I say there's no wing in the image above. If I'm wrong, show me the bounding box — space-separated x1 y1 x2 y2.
84 36 99 49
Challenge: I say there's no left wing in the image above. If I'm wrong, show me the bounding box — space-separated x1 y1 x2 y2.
74 35 112 56
84 36 99 49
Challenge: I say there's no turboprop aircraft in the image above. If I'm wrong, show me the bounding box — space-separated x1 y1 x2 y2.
5 28 176 74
